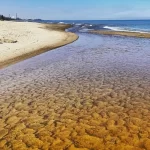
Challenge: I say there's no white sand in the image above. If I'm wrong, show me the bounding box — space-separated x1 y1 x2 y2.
0 21 78 68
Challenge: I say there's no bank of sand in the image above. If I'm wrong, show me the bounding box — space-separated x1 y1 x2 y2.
91 30 150 38
0 21 78 68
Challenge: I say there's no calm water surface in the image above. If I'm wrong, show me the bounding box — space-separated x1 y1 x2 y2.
0 33 150 150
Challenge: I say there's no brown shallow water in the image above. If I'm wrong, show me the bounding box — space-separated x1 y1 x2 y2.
0 33 150 150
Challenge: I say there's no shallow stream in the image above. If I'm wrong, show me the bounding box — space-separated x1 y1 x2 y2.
0 33 150 149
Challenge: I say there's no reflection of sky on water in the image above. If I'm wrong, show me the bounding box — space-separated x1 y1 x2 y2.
0 33 150 149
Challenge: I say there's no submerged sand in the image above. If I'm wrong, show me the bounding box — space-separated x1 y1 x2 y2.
91 30 150 38
0 33 150 150
0 21 78 68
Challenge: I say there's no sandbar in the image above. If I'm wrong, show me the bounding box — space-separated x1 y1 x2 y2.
91 30 150 38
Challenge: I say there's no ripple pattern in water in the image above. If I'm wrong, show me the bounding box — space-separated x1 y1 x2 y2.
0 34 150 150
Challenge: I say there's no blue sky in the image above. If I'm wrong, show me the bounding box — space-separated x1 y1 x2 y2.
0 0 150 20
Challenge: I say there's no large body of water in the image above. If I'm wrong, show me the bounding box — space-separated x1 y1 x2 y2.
0 20 150 149
38 20 150 33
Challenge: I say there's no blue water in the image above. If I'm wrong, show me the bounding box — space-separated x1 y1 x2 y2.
1 19 150 150
34 20 150 33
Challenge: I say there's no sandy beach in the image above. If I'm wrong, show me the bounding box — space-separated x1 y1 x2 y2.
91 30 150 38
0 21 78 68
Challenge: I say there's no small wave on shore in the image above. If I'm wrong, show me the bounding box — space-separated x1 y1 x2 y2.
103 25 149 33
69 23 150 34
58 22 65 24
34 20 150 34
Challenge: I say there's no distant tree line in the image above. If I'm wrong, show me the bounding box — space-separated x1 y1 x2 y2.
0 15 12 21
0 15 4 20
0 14 22 21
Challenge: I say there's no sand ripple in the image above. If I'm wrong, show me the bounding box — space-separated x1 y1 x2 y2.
0 34 150 149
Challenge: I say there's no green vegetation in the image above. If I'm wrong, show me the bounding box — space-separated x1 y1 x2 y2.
0 15 12 21
0 14 21 21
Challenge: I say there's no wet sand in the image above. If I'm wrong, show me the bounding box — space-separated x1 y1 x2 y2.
91 30 150 38
0 33 150 150
0 21 78 69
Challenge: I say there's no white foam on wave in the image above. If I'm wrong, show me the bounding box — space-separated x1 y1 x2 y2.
58 22 65 24
79 28 94 32
103 26 149 33
103 26 126 32
75 23 82 26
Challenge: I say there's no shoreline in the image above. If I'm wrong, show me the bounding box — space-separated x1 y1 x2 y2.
0 30 150 150
91 30 150 38
0 21 78 69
